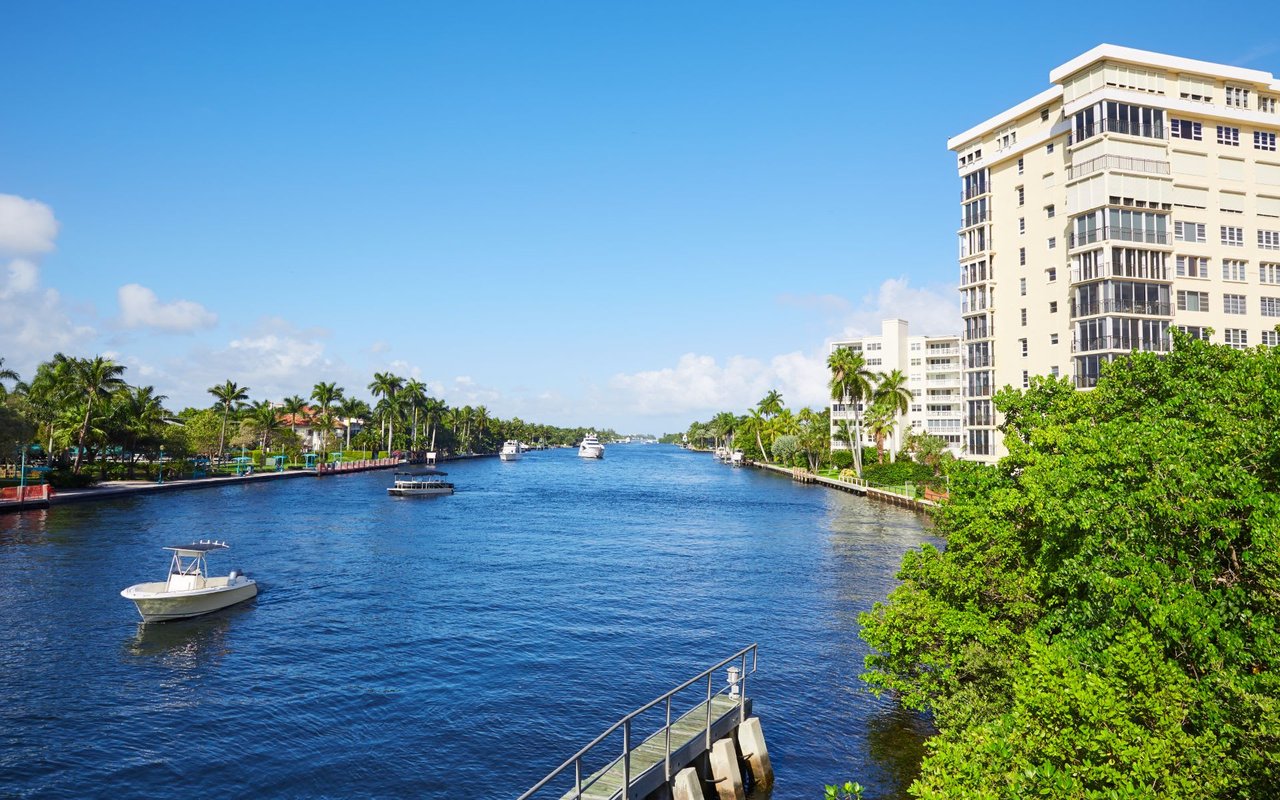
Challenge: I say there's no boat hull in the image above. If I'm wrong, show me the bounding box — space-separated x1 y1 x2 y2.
578 447 604 459
499 452 521 461
121 580 258 623
387 486 454 496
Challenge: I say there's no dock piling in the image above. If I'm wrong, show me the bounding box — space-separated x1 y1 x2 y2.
708 737 745 800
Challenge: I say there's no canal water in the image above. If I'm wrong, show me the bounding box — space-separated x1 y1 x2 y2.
0 445 937 799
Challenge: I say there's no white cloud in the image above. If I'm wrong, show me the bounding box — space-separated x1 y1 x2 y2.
605 278 962 423
0 194 59 255
117 283 217 332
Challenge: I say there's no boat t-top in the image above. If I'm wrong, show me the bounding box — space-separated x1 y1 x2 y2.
387 471 454 496
578 433 605 459
499 440 522 461
120 541 258 623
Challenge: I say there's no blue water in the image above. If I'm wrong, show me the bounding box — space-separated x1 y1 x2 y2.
0 445 937 799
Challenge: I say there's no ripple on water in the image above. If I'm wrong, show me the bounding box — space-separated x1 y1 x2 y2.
0 447 938 799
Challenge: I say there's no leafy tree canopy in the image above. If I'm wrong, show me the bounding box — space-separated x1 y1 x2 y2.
860 334 1280 799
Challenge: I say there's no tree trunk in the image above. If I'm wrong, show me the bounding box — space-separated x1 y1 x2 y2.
218 403 229 462
756 430 767 464
73 395 94 474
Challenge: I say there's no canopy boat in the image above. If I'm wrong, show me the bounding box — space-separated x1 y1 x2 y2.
578 433 605 459
121 541 258 623
499 440 522 461
387 471 454 496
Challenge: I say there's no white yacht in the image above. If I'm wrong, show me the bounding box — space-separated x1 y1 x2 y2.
387 471 454 496
121 541 258 623
578 433 605 459
500 440 522 461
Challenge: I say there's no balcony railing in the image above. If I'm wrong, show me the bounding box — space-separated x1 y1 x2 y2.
1070 225 1170 249
1071 335 1172 353
1067 154 1171 181
961 186 989 202
964 355 993 367
1072 264 1171 283
959 211 991 229
960 299 988 313
967 413 995 426
926 347 961 356
1069 118 1165 145
1070 299 1172 318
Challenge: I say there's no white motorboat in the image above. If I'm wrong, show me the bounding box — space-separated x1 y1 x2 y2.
387 471 454 496
121 541 258 623
731 450 745 466
499 440 522 461
578 433 605 459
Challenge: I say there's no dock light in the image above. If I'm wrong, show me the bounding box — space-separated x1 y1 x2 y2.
727 665 741 698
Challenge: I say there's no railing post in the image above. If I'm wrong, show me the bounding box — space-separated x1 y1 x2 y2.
623 718 631 799
665 695 672 780
739 652 748 724
705 671 713 751
575 757 582 798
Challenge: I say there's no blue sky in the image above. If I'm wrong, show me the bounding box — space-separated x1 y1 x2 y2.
2 1 1278 432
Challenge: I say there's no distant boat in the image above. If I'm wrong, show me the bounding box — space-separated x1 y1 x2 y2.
387 471 454 497
120 541 258 623
578 433 605 459
500 440 522 461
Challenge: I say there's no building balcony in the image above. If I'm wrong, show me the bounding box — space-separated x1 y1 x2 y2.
1070 299 1172 318
966 413 995 426
959 211 991 230
1067 154 1170 181
1068 119 1165 146
1071 335 1172 353
964 355 993 368
1075 374 1100 389
926 346 961 356
1069 225 1170 249
1071 264 1170 283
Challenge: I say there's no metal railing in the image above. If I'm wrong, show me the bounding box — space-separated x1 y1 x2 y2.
1070 225 1170 249
1069 119 1165 145
1071 336 1172 353
518 645 759 800
1067 154 1170 180
1071 299 1172 318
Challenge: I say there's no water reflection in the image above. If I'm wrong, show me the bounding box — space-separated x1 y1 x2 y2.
864 703 934 797
0 508 50 545
123 602 254 671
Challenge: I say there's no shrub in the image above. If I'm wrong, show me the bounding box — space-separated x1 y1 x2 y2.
830 450 854 469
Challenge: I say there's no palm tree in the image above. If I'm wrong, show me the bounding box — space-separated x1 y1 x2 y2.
310 382 343 454
120 385 167 479
866 402 896 465
712 411 738 450
367 373 404 453
474 405 490 452
402 380 427 451
757 390 783 419
280 395 307 435
72 356 127 474
423 397 447 451
250 400 284 451
872 369 913 462
337 396 369 449
746 408 769 463
208 380 250 463
827 347 877 477
0 357 18 396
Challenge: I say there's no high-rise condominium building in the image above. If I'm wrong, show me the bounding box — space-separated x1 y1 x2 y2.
950 44 1280 462
829 319 963 457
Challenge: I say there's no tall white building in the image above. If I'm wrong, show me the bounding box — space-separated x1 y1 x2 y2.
829 319 963 457
950 44 1280 461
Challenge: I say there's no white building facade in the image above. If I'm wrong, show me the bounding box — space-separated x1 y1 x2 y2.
829 319 964 457
950 44 1280 462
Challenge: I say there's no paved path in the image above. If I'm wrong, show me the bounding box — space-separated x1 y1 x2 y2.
47 469 312 506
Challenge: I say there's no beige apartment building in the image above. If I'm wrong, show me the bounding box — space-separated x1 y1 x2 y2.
829 319 963 457
950 44 1280 461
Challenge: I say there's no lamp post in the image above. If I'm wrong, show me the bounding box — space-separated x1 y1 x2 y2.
158 445 164 485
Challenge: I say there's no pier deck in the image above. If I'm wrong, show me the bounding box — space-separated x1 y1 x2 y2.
562 695 743 800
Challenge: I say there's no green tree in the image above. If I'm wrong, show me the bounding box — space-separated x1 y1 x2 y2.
0 357 18 396
770 433 799 465
208 380 249 463
71 356 127 474
827 347 876 477
280 395 307 435
367 372 403 452
119 385 168 478
860 335 1280 799
872 368 911 462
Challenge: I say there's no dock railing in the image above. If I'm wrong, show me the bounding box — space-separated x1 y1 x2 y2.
518 644 758 800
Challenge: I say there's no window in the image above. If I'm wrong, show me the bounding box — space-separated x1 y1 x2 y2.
1178 325 1211 340
1256 131 1278 151
1022 370 1029 388
1019 217 1026 234
1263 263 1280 284
1224 328 1249 349
1218 126 1240 146
1261 230 1280 250
1224 293 1247 314
867 358 882 366
866 342 881 350
1175 221 1206 243
1050 365 1060 378
1222 226 1244 246
1048 237 1057 249
1021 308 1027 326
1225 86 1250 108
1263 297 1280 317
910 342 921 350
1223 259 1248 281
1046 143 1055 154
1049 301 1058 313
1019 247 1026 266
1262 96 1278 114
1177 290 1209 311
910 358 921 366
1018 186 1025 206
1046 205 1055 218
1177 255 1209 277
1264 330 1280 346
1017 157 1024 175
1171 119 1203 140
1020 338 1028 357
1020 278 1027 296
1041 108 1050 122
1050 333 1059 345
